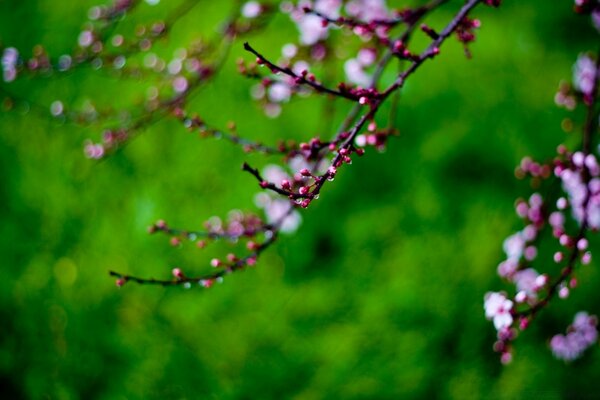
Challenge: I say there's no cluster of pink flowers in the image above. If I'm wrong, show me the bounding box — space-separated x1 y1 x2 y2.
485 1 600 362
558 150 600 229
550 312 598 361
486 142 599 362
484 292 514 330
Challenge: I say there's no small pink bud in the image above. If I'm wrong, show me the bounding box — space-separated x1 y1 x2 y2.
515 201 528 218
534 274 548 288
500 352 512 365
300 199 311 208
247 241 259 250
557 144 567 154
577 238 588 251
581 251 592 265
210 258 221 268
569 277 577 288
299 186 309 195
172 268 183 278
170 237 181 246
156 219 167 229
115 278 125 287
201 279 214 288
554 251 563 263
559 234 571 247
226 253 237 262
359 96 368 105
519 318 529 330
260 181 269 188
558 286 569 299
246 256 257 266
300 168 311 176
524 246 537 261
196 240 206 249
281 179 291 190
493 340 505 353
572 151 584 167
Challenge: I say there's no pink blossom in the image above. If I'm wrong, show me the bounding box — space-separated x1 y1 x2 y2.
289 0 341 46
78 30 94 47
550 312 598 361
502 232 525 260
344 59 371 87
297 14 329 45
254 164 302 233
263 165 289 184
497 259 518 278
345 0 390 22
267 82 292 103
242 1 262 18
573 54 597 96
172 76 188 93
484 292 514 330
513 268 540 296
560 157 600 230
84 141 105 159
2 47 18 82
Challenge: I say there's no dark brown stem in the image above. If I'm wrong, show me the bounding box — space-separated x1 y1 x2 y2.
243 42 360 101
302 7 404 28
109 233 278 287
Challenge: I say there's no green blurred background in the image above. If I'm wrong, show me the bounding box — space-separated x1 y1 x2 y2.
1 0 600 398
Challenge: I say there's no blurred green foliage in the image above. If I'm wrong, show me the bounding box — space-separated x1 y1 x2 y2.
1 0 600 399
